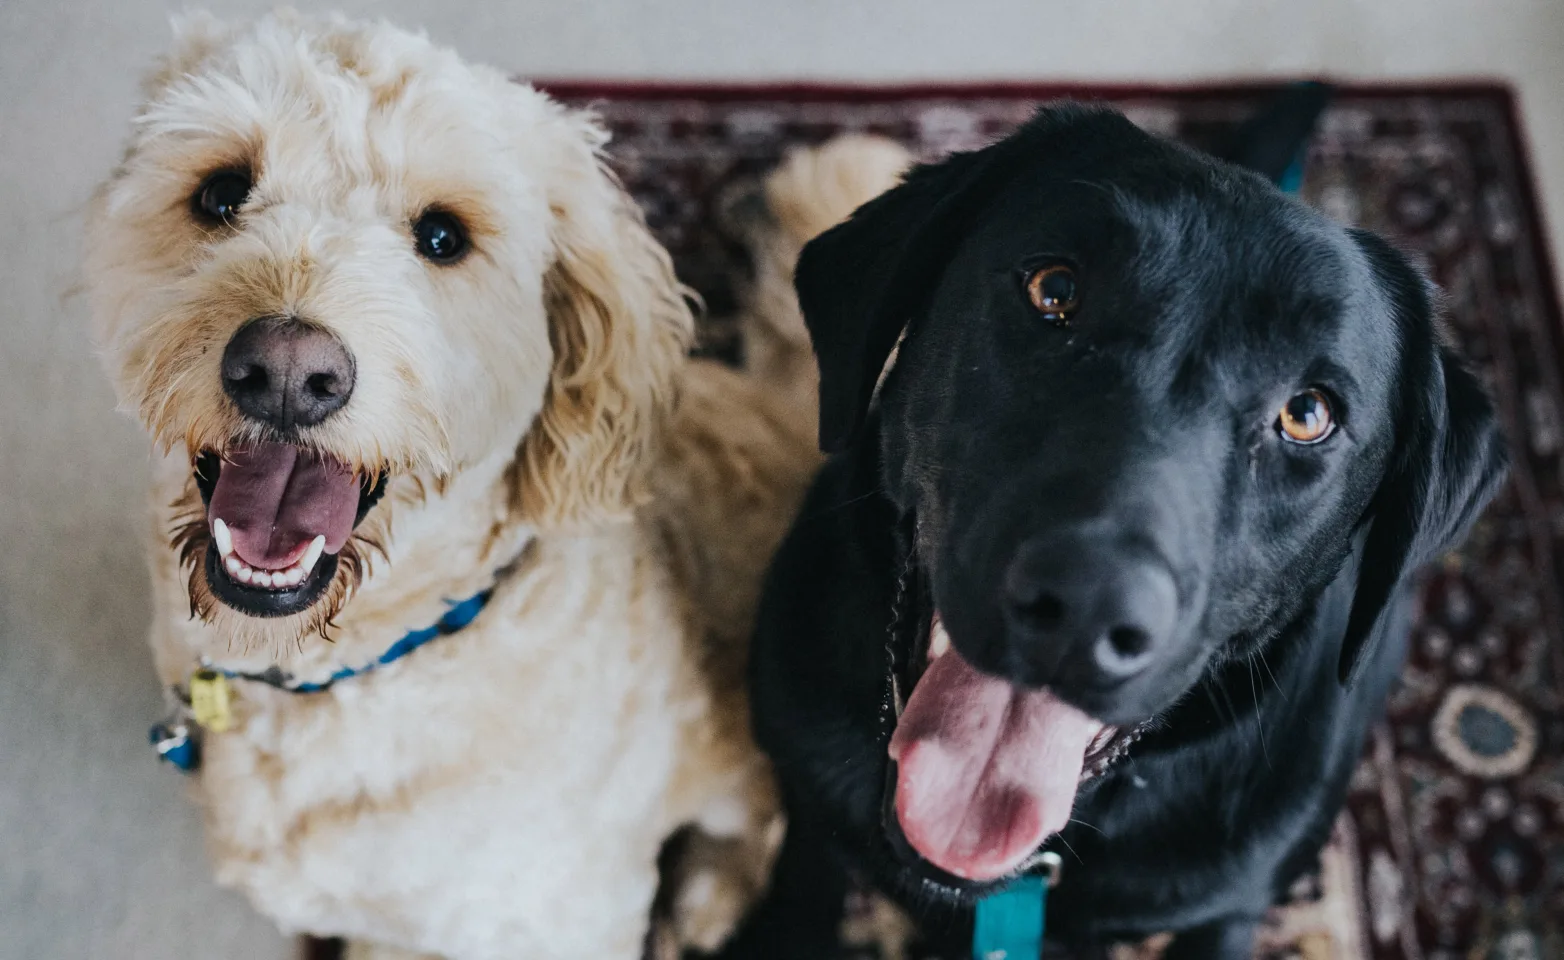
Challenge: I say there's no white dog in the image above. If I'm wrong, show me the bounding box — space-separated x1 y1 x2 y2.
84 11 908 959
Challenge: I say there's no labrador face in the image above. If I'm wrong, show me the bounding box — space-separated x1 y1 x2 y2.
793 104 1505 884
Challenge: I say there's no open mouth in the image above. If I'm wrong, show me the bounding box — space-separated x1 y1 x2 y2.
193 442 386 618
880 603 1146 889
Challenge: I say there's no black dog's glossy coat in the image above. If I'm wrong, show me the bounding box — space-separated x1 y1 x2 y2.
729 103 1506 958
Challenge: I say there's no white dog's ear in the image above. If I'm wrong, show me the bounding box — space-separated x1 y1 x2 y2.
512 104 695 527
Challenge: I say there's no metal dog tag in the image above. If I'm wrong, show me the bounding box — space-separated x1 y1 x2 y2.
189 669 233 732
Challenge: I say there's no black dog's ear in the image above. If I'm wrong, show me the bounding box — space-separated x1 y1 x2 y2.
795 148 998 452
1339 230 1508 683
796 104 1146 452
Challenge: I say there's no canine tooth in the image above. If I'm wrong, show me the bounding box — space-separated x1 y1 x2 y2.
300 535 326 574
211 518 233 557
224 556 242 576
236 565 253 584
929 621 951 660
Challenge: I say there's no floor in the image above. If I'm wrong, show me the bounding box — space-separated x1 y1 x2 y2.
2 1 1561 957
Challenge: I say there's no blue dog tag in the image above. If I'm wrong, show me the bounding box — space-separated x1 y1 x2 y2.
149 721 200 772
972 873 1047 960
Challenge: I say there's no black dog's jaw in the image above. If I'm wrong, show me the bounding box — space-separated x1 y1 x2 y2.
730 103 1506 959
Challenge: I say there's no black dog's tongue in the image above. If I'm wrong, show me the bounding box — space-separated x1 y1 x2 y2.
888 617 1104 881
207 442 359 569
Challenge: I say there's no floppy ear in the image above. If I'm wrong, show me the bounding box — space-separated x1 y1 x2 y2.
1338 230 1508 682
795 152 990 452
512 103 695 526
796 104 1147 452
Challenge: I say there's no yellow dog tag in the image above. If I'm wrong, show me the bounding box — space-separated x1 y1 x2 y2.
189 669 233 733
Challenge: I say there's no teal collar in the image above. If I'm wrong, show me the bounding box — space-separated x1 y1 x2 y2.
150 586 494 772
972 853 1060 960
218 587 493 694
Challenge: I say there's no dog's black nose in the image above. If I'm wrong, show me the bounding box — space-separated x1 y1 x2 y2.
221 317 355 430
1003 531 1178 686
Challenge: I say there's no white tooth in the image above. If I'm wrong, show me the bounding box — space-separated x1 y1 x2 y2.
224 556 242 576
300 535 326 574
211 518 233 557
252 571 273 588
929 622 951 660
285 567 305 586
236 565 253 584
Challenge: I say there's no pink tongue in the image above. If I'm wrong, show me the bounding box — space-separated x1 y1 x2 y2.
207 442 360 570
888 639 1102 881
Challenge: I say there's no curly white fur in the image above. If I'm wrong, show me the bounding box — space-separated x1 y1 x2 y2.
84 10 909 959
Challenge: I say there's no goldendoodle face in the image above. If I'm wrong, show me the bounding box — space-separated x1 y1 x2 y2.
87 13 690 646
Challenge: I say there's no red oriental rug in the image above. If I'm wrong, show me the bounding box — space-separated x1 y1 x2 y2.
306 82 1564 960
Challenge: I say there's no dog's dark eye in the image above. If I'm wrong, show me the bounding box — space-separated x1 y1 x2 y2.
1277 390 1335 444
194 171 252 224
414 211 468 263
1025 264 1079 321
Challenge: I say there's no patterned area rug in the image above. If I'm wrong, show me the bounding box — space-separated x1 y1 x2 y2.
535 82 1564 960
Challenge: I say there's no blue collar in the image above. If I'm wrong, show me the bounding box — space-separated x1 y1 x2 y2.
150 587 493 772
973 874 1048 960
219 587 493 694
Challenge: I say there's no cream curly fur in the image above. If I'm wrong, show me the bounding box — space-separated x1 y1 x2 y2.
84 10 908 960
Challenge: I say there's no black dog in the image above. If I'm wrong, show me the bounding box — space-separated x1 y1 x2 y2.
730 102 1507 959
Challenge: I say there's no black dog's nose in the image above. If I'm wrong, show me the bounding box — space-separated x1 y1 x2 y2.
1003 532 1178 685
221 317 355 430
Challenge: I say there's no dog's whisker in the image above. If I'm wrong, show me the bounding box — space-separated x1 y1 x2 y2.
804 489 880 520
1247 655 1271 769
1056 835 1084 865
1257 649 1284 699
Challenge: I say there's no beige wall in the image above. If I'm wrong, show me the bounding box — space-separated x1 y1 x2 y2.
3 1 1560 956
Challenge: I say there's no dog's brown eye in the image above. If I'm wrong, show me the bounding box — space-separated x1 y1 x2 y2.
1025 264 1079 321
414 211 467 263
1278 390 1335 444
194 171 252 224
